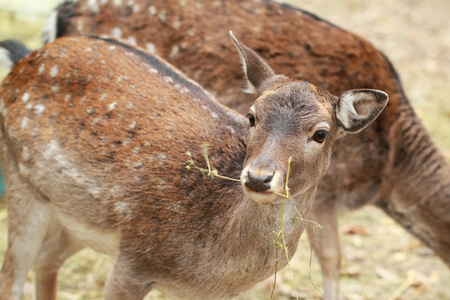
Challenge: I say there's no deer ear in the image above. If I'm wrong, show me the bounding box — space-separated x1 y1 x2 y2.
336 89 388 133
229 31 279 94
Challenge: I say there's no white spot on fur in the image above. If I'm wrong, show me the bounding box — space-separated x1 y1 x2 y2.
114 201 128 214
64 94 72 102
132 3 140 13
179 87 189 94
158 10 168 22
113 0 122 7
108 102 117 111
26 103 33 110
157 179 167 191
85 0 99 13
158 153 167 161
129 121 136 130
20 117 28 128
210 111 219 119
187 29 196 37
146 43 156 54
148 67 158 74
52 84 59 92
132 147 140 155
38 63 45 75
163 76 173 84
172 19 181 29
34 104 45 115
109 45 116 51
127 36 137 45
111 27 122 38
149 5 156 15
50 64 58 78
87 107 95 115
169 46 179 58
99 93 107 101
21 92 30 103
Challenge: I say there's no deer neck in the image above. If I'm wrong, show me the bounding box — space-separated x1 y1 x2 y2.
223 189 316 274
378 103 450 264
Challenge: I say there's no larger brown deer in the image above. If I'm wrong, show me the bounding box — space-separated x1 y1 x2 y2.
43 0 450 299
0 34 387 299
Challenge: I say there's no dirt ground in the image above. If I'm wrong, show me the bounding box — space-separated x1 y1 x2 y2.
0 0 449 299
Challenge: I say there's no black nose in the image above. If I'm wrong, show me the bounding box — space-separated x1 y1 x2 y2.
244 170 274 192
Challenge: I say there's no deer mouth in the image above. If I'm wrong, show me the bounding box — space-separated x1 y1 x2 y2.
242 188 284 205
240 163 286 205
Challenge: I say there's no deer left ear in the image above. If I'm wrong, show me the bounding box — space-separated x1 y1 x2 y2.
229 31 287 95
336 89 389 133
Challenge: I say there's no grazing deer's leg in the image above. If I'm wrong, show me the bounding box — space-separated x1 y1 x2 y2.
307 198 341 300
0 171 52 300
34 225 84 300
103 255 153 300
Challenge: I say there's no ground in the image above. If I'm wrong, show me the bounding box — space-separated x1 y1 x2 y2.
0 0 449 299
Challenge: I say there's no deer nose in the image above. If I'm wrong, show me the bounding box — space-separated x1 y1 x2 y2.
244 170 274 192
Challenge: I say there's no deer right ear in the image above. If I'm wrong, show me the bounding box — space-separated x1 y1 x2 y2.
229 31 285 95
336 89 389 134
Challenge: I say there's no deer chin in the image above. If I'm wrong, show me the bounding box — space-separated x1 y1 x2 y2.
242 187 285 205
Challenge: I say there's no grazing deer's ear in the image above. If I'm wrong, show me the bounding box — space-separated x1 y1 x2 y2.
229 31 283 95
336 89 389 133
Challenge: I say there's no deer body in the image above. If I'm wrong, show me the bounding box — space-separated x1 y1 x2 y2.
45 1 450 299
0 34 387 299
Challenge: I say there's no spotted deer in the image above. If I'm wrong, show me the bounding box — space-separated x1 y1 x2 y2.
42 1 450 299
0 33 387 299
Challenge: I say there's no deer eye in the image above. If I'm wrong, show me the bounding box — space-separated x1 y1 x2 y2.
313 129 329 143
246 113 255 127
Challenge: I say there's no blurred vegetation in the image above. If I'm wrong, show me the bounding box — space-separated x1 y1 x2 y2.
0 0 449 299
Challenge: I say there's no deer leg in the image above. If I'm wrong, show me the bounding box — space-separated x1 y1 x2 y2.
103 254 154 300
307 199 342 300
0 175 52 300
34 224 84 300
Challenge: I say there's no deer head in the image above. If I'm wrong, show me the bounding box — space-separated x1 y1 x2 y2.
231 32 388 205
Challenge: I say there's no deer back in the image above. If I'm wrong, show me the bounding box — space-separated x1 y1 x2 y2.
1 35 249 234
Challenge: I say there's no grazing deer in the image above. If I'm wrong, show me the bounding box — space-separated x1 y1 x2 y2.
0 33 387 300
43 0 450 299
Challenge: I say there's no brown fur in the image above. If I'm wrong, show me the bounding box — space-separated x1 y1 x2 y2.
0 35 386 299
49 1 450 299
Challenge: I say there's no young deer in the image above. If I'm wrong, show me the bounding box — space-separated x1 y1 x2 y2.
0 34 387 299
44 1 450 299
